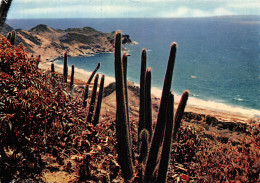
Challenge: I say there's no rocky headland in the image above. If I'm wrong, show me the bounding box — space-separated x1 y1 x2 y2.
1 23 132 61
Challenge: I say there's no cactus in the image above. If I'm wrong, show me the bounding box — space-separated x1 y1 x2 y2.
144 42 177 183
63 51 68 83
144 67 152 139
87 74 99 122
83 63 100 107
114 31 134 181
6 32 11 41
70 64 74 89
113 33 188 182
157 91 174 183
0 0 13 31
173 90 189 141
92 75 105 125
138 129 150 163
122 52 129 124
10 30 15 45
51 63 55 72
138 48 147 145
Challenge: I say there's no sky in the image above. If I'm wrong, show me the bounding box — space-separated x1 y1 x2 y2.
7 0 260 19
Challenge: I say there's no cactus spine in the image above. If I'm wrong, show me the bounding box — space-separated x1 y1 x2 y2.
87 74 99 122
63 51 68 83
114 31 134 181
93 75 105 125
144 42 177 183
70 64 74 89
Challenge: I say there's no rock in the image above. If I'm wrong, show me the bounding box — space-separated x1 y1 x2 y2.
206 115 218 126
122 34 132 44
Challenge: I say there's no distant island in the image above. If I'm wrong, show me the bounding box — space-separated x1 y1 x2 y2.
1 23 132 61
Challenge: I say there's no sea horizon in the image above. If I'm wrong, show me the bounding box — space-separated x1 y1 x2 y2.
5 16 260 116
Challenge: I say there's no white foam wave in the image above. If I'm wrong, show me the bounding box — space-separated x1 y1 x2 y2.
151 87 260 118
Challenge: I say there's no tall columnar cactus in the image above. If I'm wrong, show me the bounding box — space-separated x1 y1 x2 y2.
122 52 129 124
63 51 68 83
0 0 13 31
7 30 15 45
87 74 99 122
70 64 75 89
51 63 55 72
173 90 189 140
114 33 188 182
157 91 175 183
83 63 100 107
144 67 152 139
138 48 147 144
114 31 134 181
92 75 105 125
144 42 177 182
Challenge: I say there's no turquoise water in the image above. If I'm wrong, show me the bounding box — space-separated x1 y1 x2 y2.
7 17 260 112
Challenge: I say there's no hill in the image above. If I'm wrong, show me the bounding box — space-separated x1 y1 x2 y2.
1 24 131 61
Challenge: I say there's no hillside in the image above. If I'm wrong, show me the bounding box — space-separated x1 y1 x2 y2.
1 24 131 61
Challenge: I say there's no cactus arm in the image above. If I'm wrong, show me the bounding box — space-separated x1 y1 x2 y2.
144 67 152 140
122 52 130 126
70 64 74 89
83 62 100 107
87 74 99 122
173 90 189 141
63 51 68 83
92 75 105 125
138 48 147 144
157 91 174 183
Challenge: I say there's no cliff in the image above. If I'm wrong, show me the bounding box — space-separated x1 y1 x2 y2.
1 24 132 61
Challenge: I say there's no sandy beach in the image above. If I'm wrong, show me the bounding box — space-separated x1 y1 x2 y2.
39 60 260 124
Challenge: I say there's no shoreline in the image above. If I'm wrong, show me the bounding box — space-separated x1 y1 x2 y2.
39 60 260 123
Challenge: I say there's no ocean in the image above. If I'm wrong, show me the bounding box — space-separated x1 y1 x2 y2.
6 17 260 117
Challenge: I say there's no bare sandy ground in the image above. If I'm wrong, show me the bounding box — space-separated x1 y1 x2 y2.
39 60 260 124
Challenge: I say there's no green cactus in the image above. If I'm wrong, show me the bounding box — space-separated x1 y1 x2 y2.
0 0 13 31
93 75 105 125
70 64 74 89
51 63 55 72
114 31 134 181
173 90 189 141
138 48 147 146
10 30 15 45
122 52 129 124
113 35 189 182
144 67 152 139
83 63 100 107
144 42 177 183
6 32 11 41
63 51 68 83
87 74 99 122
138 129 150 163
157 91 174 183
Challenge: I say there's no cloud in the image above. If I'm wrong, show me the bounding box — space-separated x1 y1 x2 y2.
163 6 233 17
227 2 260 9
8 0 260 18
13 4 148 18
